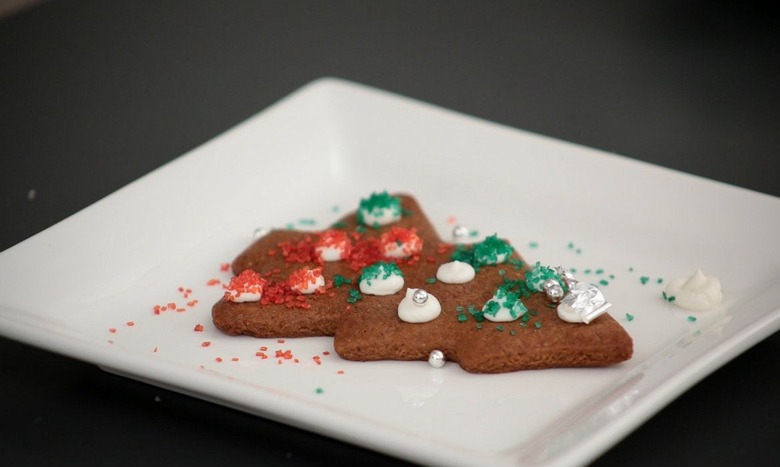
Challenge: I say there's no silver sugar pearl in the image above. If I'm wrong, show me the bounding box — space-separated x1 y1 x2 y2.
428 349 446 368
452 225 470 239
555 266 577 288
253 227 270 239
543 279 565 303
412 288 429 305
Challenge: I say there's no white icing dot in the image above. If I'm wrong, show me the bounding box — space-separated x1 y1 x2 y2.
436 261 475 284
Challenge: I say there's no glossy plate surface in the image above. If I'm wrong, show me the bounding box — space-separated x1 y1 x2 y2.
1 78 778 466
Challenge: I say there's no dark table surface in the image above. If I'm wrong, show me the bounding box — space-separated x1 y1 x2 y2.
2 1 778 466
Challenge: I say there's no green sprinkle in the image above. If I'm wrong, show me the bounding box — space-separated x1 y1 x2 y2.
583 268 592 274
496 325 505 332
521 313 531 323
285 222 295 230
469 230 479 238
625 313 634 321
640 276 650 285
662 291 676 303
530 310 538 316
315 387 324 394
298 218 316 226
510 329 517 336
534 321 542 329
356 191 402 226
457 313 468 322
346 288 363 303
498 269 506 276
402 208 413 217
520 321 528 327
356 225 367 233
687 315 697 322
657 277 664 284
524 262 564 292
508 258 525 270
609 274 615 279
595 268 604 275
569 268 577 273
567 242 575 249
529 241 539 249
629 267 634 272
473 234 514 266
476 323 483 329
456 306 464 312
360 261 403 284
425 277 437 284
333 274 352 287
575 248 582 254
599 279 609 286
331 205 340 213
331 221 346 229
668 295 676 302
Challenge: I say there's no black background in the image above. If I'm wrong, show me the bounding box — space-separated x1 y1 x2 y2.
1 1 778 466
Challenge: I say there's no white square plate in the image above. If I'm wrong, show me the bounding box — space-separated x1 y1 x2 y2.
1 78 779 466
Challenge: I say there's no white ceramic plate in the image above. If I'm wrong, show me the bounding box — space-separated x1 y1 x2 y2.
1 78 779 466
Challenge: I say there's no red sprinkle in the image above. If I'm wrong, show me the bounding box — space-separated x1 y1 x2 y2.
231 357 239 362
201 341 211 347
215 357 223 362
193 324 204 332
187 300 198 307
206 278 221 286
313 356 322 365
220 263 230 272
108 328 117 333
126 321 135 327
224 270 267 302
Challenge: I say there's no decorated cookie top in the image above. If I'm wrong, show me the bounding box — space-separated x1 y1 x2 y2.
213 193 633 373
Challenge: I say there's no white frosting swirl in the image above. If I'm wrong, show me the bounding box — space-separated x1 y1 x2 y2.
397 288 441 323
435 260 475 284
665 269 722 310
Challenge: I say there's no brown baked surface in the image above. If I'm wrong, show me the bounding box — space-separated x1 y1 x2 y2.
212 193 633 373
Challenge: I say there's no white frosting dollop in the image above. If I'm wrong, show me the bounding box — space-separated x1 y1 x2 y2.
397 288 441 323
316 245 346 262
294 274 325 295
665 269 722 310
359 268 404 295
482 288 528 322
435 260 475 284
360 206 401 226
227 290 262 303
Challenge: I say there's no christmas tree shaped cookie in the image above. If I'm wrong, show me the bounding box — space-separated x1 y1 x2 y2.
212 192 633 373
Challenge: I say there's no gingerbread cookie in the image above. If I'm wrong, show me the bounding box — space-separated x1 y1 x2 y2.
212 192 633 373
